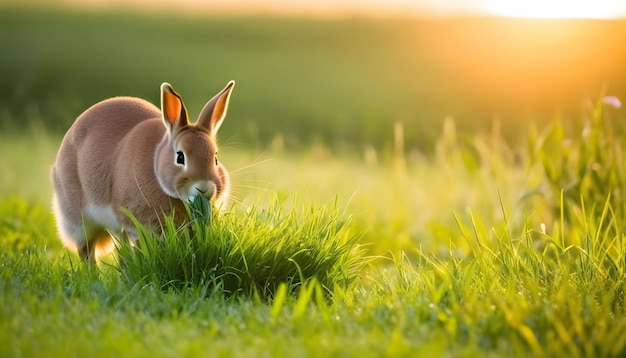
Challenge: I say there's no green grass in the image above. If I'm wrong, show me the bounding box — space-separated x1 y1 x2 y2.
2 96 626 356
116 196 364 297
2 6 626 357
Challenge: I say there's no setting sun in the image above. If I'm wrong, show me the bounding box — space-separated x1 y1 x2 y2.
483 0 626 19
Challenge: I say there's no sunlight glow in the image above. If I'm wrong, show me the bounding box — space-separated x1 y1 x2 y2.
483 0 625 19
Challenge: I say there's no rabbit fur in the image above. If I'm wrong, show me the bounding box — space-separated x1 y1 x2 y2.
51 81 235 263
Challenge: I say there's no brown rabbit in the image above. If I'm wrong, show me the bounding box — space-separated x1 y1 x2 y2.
51 81 235 263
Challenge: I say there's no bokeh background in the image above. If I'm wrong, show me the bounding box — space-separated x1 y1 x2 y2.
2 0 626 155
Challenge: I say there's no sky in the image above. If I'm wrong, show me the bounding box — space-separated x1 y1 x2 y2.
69 0 626 18
273 0 626 18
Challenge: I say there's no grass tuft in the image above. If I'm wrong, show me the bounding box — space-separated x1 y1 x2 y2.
114 196 366 298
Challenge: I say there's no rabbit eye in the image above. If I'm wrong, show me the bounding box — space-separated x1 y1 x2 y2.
214 152 219 166
176 151 185 165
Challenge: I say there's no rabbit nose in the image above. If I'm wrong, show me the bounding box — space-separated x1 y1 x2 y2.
194 182 215 197
186 181 215 203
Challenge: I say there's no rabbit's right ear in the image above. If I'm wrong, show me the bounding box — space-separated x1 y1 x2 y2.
197 81 235 135
161 83 189 132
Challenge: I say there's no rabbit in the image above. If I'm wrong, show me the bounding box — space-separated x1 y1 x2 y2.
51 81 235 263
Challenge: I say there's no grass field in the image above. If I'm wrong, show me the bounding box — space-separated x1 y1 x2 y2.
2 6 626 151
3 101 626 356
2 5 626 357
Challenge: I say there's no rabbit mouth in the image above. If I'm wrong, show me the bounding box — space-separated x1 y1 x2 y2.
183 181 216 203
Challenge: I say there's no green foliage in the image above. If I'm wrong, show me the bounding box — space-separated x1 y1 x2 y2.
2 26 626 353
3 6 626 153
0 6 453 151
3 112 626 356
530 97 626 224
393 212 626 357
115 196 365 298
0 196 58 253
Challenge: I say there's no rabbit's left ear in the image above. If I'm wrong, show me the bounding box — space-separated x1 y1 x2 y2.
197 81 235 135
161 83 189 133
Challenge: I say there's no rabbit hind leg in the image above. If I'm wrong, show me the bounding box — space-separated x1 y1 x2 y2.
52 194 115 264
78 227 114 264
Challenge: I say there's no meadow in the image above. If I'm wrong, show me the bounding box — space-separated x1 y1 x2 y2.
2 5 626 357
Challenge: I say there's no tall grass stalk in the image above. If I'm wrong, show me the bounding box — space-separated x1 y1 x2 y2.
529 96 626 226
397 194 626 356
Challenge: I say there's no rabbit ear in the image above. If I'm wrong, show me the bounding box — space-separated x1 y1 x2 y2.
161 83 188 132
197 81 235 135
